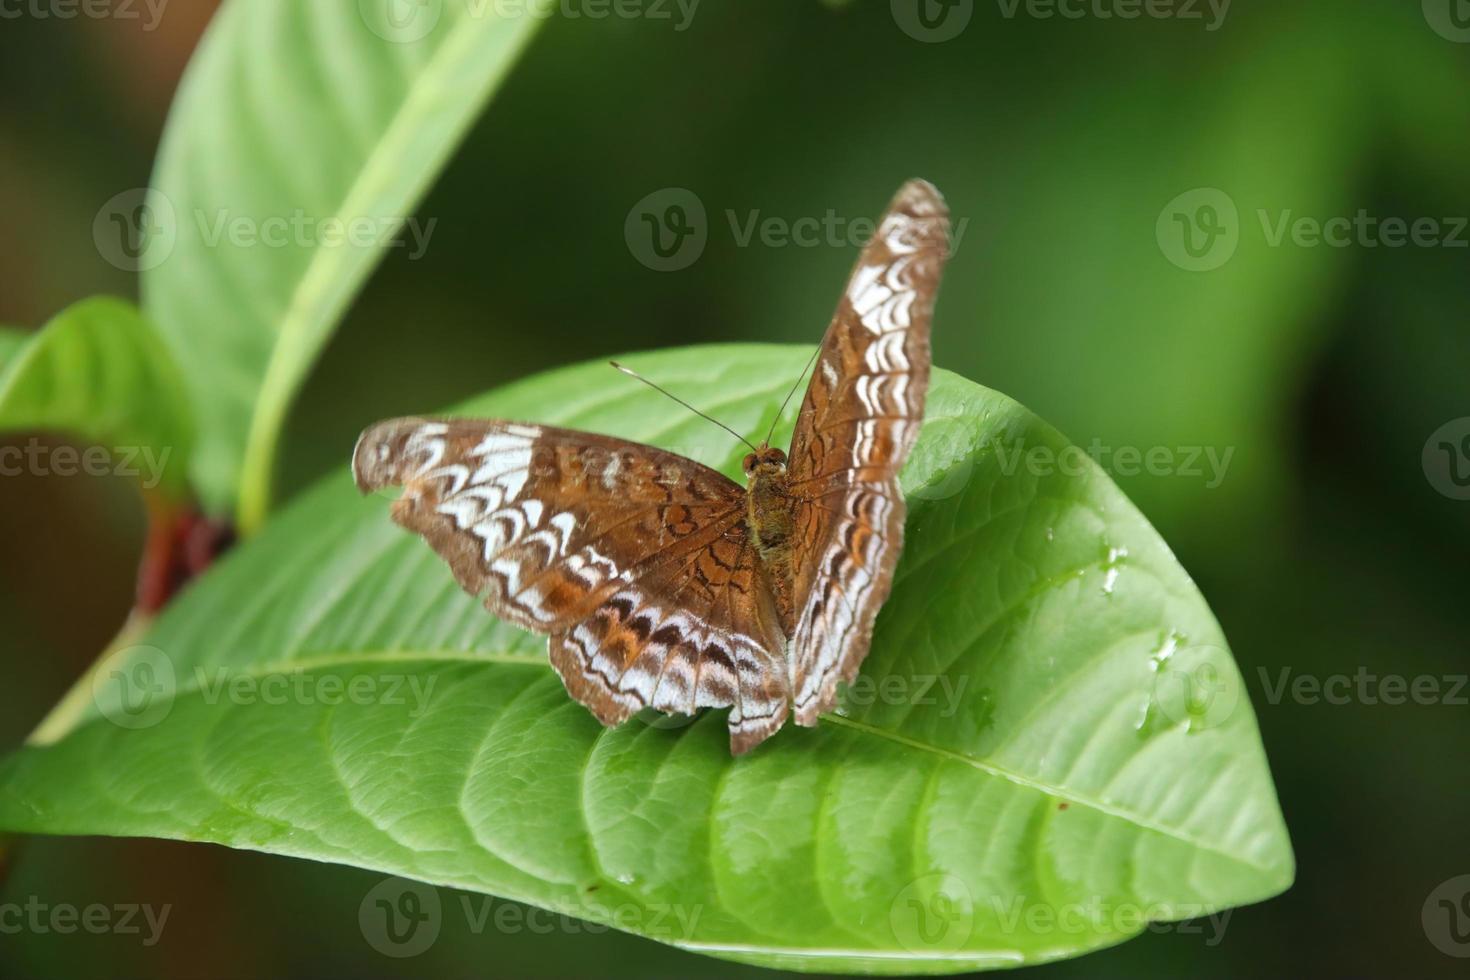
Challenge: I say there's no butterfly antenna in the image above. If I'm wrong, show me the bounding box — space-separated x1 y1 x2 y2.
763 345 822 447
610 361 760 453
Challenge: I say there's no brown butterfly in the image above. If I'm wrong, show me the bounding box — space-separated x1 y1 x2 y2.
352 180 949 753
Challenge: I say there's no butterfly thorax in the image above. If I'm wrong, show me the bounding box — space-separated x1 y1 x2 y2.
743 448 797 634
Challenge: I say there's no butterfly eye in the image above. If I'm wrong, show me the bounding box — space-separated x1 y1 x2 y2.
742 453 757 472
768 449 787 465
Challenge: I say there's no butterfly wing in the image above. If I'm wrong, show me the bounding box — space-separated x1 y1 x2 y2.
353 418 789 752
785 179 950 725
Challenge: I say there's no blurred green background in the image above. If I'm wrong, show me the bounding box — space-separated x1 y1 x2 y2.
1 0 1467 976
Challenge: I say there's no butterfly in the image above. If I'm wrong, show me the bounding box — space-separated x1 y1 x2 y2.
352 180 949 753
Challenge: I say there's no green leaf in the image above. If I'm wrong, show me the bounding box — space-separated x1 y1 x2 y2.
0 346 1293 973
0 297 192 497
142 0 546 528
0 328 28 369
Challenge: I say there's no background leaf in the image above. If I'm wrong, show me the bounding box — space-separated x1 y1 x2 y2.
0 346 1292 973
0 327 27 369
0 297 192 497
142 0 546 527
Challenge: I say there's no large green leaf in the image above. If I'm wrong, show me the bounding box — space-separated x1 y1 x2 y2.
0 346 1292 973
142 0 546 527
0 298 192 496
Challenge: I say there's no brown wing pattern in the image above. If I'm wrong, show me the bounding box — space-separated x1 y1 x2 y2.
552 525 789 754
786 179 950 725
352 418 788 752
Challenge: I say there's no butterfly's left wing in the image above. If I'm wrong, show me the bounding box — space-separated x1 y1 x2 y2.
353 418 790 752
785 180 950 725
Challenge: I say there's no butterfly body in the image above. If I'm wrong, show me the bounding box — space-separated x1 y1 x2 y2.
354 180 949 754
742 447 798 634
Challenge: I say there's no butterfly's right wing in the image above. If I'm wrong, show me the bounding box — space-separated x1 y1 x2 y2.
784 180 949 725
353 418 790 753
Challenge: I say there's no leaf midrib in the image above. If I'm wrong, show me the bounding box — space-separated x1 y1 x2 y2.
70 646 1279 880
235 10 541 532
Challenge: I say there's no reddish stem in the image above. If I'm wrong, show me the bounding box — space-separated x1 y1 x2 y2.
135 495 234 613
